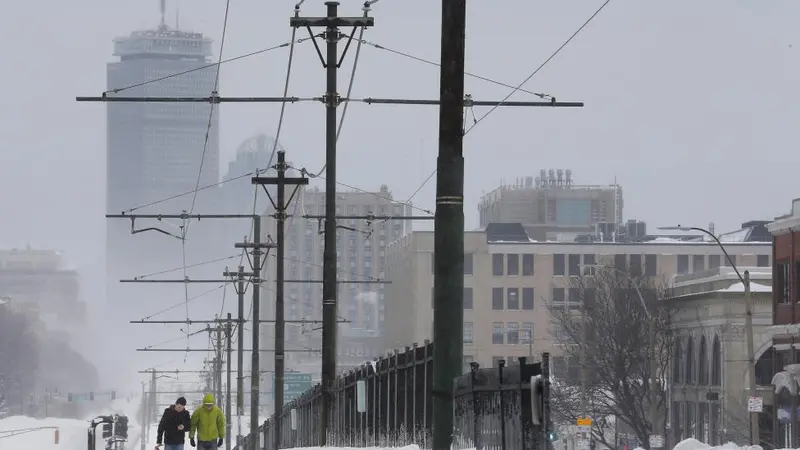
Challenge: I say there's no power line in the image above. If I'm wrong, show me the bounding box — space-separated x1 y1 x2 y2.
103 41 305 95
223 13 304 318
394 0 613 207
464 0 613 136
131 254 242 280
358 39 551 99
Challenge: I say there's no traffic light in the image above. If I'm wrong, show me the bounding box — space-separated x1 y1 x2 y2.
89 392 94 401
111 390 116 400
67 393 73 403
530 375 543 425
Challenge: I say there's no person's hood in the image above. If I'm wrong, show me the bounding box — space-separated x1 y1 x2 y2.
202 393 215 405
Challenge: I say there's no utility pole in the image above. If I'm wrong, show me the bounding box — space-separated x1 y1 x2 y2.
140 382 147 450
252 149 308 450
150 369 157 429
235 215 271 450
744 270 759 445
215 318 224 404
223 264 253 438
580 295 588 423
289 3 373 443
431 0 466 449
226 313 233 450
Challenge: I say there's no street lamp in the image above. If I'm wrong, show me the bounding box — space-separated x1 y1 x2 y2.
581 263 660 450
659 225 759 445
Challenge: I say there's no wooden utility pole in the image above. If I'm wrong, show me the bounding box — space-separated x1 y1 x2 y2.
235 216 271 450
289 3 374 442
252 149 308 449
225 313 233 450
223 264 253 438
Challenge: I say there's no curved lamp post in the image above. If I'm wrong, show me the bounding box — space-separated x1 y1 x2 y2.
659 225 759 445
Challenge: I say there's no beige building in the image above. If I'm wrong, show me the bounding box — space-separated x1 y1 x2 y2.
261 184 412 366
384 225 772 373
667 267 774 447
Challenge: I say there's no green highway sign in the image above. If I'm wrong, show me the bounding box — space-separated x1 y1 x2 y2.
280 373 313 403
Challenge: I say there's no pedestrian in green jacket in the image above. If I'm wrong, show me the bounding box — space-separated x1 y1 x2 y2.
188 393 225 449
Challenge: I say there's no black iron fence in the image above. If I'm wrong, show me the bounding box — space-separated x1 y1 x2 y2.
239 343 550 450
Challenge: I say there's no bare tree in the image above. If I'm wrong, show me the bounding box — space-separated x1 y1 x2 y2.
548 265 675 448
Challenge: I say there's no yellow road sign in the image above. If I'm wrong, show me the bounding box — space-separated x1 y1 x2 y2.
577 418 592 426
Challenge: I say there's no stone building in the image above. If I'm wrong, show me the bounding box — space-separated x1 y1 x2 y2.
668 267 773 447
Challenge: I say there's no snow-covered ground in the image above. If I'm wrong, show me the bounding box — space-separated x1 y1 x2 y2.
673 438 791 450
0 394 143 450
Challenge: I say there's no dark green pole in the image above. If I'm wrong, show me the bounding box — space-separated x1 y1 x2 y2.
432 0 466 449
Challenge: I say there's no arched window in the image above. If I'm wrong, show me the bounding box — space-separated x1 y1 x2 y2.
672 338 683 384
698 335 708 385
711 335 722 385
685 336 695 384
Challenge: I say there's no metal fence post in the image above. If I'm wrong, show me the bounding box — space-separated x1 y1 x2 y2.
470 362 481 450
499 359 507 450
542 352 551 450
412 342 418 442
519 357 528 450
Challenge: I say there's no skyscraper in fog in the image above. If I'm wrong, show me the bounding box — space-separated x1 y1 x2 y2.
105 12 219 316
106 19 218 212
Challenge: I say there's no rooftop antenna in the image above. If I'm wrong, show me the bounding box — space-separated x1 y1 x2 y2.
159 0 166 28
175 6 180 29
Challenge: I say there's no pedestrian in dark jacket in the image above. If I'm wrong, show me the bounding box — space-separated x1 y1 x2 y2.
156 397 191 450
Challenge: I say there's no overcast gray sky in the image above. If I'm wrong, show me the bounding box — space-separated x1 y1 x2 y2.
1 0 798 303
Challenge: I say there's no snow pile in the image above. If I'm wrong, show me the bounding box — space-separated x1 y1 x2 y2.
673 438 765 450
0 416 88 450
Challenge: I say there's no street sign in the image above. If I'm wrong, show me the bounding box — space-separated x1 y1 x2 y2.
281 373 313 403
649 434 664 448
748 396 763 413
576 417 592 426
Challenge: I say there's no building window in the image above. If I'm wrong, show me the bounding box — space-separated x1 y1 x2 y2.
522 322 533 343
492 288 504 310
568 288 581 310
629 254 642 277
522 254 535 276
757 255 770 267
614 254 627 271
492 322 504 344
677 255 689 274
522 287 534 310
553 254 565 276
723 254 736 267
463 287 473 309
796 262 800 302
507 288 520 310
552 287 565 305
644 254 657 276
492 254 504 276
464 253 474 275
583 254 596 275
568 254 581 276
709 255 721 270
463 322 473 344
507 254 520 276
693 255 705 273
507 322 520 345
777 262 790 304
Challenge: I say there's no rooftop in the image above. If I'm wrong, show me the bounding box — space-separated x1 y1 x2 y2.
767 197 800 235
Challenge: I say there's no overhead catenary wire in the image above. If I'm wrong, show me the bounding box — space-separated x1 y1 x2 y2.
358 39 551 99
222 6 303 319
103 41 302 95
396 0 614 208
464 0 612 136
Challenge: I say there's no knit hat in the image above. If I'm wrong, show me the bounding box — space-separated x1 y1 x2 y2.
176 397 187 406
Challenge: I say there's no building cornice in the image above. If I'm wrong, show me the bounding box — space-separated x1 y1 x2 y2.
768 198 800 236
